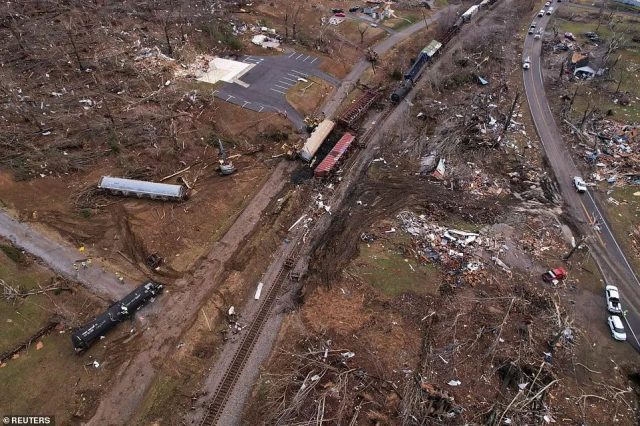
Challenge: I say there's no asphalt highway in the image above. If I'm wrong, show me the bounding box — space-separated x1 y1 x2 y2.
522 2 640 348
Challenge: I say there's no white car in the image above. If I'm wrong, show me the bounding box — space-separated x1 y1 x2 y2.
523 57 531 69
538 10 545 17
547 7 553 15
545 1 551 6
573 176 587 193
606 285 622 314
608 315 627 341
534 29 542 40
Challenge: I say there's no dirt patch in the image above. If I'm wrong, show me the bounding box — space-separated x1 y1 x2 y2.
286 77 335 118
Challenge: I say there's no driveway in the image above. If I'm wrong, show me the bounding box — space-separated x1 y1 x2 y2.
214 51 340 129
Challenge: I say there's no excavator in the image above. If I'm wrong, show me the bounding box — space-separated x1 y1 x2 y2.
217 139 236 176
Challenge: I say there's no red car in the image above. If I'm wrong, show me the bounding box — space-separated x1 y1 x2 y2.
334 12 346 17
542 267 567 284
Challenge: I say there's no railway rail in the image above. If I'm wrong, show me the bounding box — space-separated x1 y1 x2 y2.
198 240 303 425
197 3 488 422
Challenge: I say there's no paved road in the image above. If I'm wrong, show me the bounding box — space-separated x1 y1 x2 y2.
522 1 640 347
214 52 339 129
0 210 132 301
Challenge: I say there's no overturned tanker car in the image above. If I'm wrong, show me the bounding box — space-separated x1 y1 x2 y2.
71 281 163 352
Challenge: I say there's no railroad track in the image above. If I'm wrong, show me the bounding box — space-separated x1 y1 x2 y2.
199 238 303 426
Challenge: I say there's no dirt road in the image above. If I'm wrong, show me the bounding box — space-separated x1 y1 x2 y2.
87 161 294 426
0 210 131 301
522 2 640 348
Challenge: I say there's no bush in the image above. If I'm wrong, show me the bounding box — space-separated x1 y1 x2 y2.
0 245 26 264
390 69 403 80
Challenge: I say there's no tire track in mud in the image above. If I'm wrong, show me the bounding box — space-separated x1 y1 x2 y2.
309 173 507 284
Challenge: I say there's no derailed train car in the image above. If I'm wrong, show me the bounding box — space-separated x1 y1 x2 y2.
98 176 188 201
389 0 499 103
391 40 442 103
71 281 163 352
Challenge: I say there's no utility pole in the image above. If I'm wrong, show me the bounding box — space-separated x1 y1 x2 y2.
563 236 587 261
503 91 520 132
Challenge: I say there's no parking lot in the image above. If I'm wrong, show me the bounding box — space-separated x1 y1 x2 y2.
213 51 340 129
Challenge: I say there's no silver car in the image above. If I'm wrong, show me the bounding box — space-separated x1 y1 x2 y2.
608 315 627 341
573 176 587 193
606 285 622 314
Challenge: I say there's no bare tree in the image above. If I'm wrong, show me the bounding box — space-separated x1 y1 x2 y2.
292 5 301 39
357 24 368 45
64 19 84 70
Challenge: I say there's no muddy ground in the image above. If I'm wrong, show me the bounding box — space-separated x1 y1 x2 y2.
243 0 640 424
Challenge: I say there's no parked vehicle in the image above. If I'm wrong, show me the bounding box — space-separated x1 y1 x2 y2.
605 285 623 314
542 267 567 284
573 176 587 193
607 315 627 341
528 24 536 34
331 8 344 13
334 12 345 17
547 7 553 15
534 29 542 40
523 57 531 69
538 10 545 17
349 7 361 13
545 1 551 6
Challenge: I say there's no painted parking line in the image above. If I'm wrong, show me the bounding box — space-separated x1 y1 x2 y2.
310 57 318 65
277 80 295 86
288 52 296 58
295 53 304 60
281 76 297 83
212 90 219 95
258 106 264 112
270 88 286 94
274 84 289 90
242 101 251 107
226 95 235 101
302 55 311 62
291 69 309 77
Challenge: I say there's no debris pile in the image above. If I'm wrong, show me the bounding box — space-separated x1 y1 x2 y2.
396 211 484 275
576 120 640 184
260 337 406 425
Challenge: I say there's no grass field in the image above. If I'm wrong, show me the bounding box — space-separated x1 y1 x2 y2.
349 238 441 297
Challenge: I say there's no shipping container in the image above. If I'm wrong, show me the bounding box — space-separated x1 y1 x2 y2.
299 119 335 162
314 133 356 178
98 176 188 201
